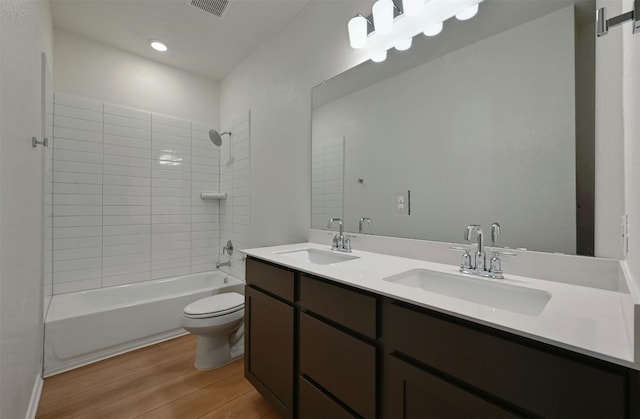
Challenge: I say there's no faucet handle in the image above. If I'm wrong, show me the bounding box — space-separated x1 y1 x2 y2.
449 246 473 273
488 250 516 279
344 235 356 252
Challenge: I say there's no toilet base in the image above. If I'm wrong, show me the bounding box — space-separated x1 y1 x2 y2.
194 335 232 370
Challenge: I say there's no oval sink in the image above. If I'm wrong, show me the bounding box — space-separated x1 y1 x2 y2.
277 248 359 265
383 269 551 316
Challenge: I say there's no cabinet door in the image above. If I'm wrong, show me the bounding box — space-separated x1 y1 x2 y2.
245 286 294 418
385 356 519 419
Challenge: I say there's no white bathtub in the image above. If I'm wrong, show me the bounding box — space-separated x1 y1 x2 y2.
44 271 244 377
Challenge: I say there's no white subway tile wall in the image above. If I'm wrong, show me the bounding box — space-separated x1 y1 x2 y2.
51 93 223 293
103 104 152 287
52 94 103 294
311 138 344 229
219 114 251 280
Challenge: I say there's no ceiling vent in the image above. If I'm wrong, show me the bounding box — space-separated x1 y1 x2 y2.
185 0 229 18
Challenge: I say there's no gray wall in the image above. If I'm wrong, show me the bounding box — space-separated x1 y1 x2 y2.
0 0 53 417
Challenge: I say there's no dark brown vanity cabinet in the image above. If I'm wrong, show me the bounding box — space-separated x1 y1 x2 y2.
384 300 638 419
245 256 640 419
245 258 296 418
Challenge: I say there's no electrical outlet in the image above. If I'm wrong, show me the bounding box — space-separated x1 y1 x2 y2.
393 191 410 216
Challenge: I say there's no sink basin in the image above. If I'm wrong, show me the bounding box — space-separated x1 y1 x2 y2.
383 269 551 316
277 248 359 265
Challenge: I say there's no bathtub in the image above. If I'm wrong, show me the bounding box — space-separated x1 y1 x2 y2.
43 271 244 377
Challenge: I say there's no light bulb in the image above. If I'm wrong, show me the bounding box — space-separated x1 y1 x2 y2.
371 50 387 63
394 38 412 51
456 4 479 21
150 40 168 52
423 22 443 36
348 15 368 49
372 0 394 34
402 0 423 17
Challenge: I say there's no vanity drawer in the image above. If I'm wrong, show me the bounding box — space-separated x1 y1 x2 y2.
299 377 355 419
246 257 295 302
384 300 627 418
299 274 376 339
300 313 376 418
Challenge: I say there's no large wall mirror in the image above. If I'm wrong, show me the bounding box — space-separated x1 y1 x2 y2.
311 0 595 256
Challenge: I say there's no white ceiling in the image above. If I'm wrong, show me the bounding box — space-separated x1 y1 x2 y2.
51 0 310 80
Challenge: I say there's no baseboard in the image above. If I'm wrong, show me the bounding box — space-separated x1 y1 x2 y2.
25 374 43 419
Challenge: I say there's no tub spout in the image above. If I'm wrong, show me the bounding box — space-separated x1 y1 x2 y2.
216 260 231 269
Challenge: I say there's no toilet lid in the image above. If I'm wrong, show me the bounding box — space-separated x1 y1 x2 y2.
184 292 244 317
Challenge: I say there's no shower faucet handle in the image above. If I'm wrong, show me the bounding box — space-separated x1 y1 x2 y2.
222 240 234 256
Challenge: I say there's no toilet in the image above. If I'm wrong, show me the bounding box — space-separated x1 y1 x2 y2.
181 292 245 370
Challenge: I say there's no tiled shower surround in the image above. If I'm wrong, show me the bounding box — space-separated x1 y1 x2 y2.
51 93 248 294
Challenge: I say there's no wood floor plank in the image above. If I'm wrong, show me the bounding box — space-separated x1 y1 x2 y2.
135 368 254 419
41 335 195 400
37 354 195 418
38 340 195 410
260 409 283 419
197 388 276 419
36 336 281 419
75 360 244 419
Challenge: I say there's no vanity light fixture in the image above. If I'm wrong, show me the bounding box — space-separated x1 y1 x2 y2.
150 40 168 52
394 38 412 51
402 0 424 17
371 50 388 62
455 4 479 21
347 0 484 63
372 0 395 35
348 15 369 48
423 21 443 36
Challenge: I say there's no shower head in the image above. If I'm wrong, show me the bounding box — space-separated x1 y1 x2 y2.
208 129 231 147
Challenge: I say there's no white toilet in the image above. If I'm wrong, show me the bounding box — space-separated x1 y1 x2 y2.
181 292 245 370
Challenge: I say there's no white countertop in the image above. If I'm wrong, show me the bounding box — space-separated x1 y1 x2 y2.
243 242 637 369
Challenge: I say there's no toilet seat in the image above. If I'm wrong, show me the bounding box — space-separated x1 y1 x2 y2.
183 292 244 319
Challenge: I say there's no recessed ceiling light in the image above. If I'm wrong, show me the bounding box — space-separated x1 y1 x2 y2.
150 40 168 52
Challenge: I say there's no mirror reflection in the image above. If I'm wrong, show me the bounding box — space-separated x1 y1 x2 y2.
311 0 595 255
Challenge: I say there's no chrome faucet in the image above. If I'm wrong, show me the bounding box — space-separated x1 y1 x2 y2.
465 224 485 273
358 217 372 234
328 218 352 252
453 223 515 279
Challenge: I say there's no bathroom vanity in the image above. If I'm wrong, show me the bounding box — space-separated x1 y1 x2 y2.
243 243 640 419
